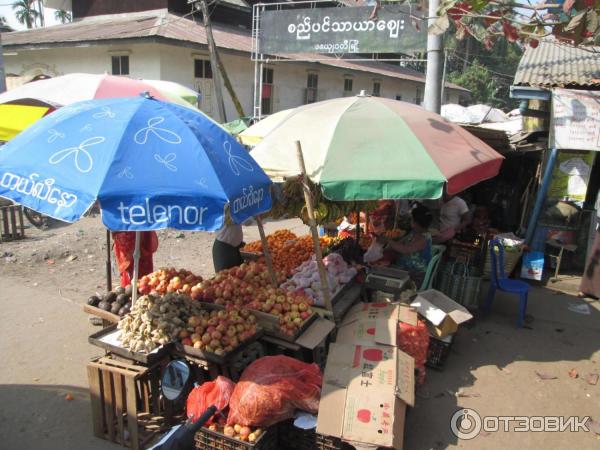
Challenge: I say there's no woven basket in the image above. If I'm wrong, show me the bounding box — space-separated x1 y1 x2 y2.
482 247 523 280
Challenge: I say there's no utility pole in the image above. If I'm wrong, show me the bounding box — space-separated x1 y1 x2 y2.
199 0 227 123
423 0 443 114
0 35 6 93
215 51 246 118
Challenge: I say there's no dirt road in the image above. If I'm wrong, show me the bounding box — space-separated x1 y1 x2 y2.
1 218 599 449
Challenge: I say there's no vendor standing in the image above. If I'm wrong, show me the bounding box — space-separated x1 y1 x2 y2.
433 191 471 244
212 223 244 272
112 231 159 287
580 191 600 299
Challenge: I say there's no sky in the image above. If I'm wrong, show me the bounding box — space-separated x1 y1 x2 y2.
0 5 61 30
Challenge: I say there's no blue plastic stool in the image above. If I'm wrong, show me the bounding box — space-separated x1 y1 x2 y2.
485 238 531 327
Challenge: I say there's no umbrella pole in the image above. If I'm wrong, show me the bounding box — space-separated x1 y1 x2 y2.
296 141 333 312
132 231 141 305
355 207 360 246
255 216 278 287
106 229 112 292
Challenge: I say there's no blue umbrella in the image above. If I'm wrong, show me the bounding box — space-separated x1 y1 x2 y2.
0 96 272 231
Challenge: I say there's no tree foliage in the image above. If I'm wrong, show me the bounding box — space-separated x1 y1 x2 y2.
11 0 38 29
54 9 72 24
447 59 501 105
433 0 600 48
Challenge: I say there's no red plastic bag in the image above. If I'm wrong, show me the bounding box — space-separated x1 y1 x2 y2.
227 356 323 427
186 376 235 423
398 319 429 385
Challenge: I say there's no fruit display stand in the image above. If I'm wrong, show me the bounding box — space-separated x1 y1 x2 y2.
87 355 178 450
89 324 173 366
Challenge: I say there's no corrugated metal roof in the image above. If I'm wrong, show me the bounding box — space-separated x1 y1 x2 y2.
514 40 600 88
0 9 467 91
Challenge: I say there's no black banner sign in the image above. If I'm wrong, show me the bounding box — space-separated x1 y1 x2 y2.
258 6 426 55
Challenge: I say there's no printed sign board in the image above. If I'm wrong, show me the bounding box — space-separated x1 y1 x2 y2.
258 5 427 55
550 88 600 151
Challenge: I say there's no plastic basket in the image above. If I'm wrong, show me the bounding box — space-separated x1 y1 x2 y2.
277 421 357 450
195 426 277 450
436 261 482 310
426 334 453 370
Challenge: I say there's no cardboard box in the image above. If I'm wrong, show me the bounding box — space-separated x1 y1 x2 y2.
410 289 473 338
318 302 415 450
336 303 417 348
316 343 414 450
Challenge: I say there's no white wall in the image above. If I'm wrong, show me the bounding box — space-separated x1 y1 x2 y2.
3 41 466 118
4 43 162 80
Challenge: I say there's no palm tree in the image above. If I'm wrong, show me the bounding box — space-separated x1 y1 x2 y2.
12 0 38 29
54 9 71 24
35 0 44 27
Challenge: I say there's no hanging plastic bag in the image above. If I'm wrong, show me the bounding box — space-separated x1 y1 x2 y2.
363 240 384 263
186 376 235 423
227 356 323 427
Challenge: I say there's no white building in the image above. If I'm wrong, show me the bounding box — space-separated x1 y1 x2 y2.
1 8 469 120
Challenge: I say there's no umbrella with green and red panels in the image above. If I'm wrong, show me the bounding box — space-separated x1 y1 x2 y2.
250 93 504 200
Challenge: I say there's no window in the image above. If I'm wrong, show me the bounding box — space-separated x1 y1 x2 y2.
305 73 319 104
395 95 402 101
415 86 423 105
372 81 381 97
111 55 129 76
261 67 274 115
194 59 213 79
344 78 353 95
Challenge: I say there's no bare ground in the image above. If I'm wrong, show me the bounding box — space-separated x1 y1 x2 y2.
0 217 599 450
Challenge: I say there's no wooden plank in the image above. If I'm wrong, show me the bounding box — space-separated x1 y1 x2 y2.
102 369 116 442
83 304 120 323
140 375 150 414
9 207 17 239
113 373 125 445
17 207 24 238
125 375 140 450
1 208 9 239
86 364 105 438
149 370 160 415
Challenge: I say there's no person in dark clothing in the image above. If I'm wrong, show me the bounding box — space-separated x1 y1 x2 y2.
212 223 244 273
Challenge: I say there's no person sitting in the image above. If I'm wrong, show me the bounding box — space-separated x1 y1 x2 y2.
376 204 433 284
433 190 471 244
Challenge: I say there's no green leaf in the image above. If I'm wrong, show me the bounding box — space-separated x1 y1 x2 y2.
429 13 451 35
565 9 587 32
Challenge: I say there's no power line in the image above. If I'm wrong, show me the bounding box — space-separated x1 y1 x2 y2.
448 51 517 79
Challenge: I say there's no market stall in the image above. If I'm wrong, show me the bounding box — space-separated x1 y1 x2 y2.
0 91 491 450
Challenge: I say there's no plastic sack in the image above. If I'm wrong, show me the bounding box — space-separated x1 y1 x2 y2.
398 319 429 385
363 241 384 263
186 376 235 423
227 356 323 427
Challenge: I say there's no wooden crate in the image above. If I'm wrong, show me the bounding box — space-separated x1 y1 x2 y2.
0 205 25 242
87 356 175 450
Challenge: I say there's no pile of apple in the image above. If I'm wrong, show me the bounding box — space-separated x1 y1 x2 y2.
138 268 203 296
188 261 286 303
206 423 263 443
180 308 257 356
245 286 314 337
